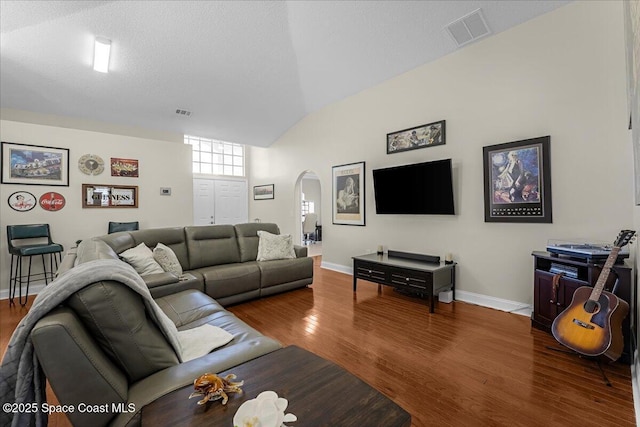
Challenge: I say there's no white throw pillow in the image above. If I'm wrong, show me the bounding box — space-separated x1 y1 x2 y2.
153 243 183 276
120 242 165 276
256 230 296 261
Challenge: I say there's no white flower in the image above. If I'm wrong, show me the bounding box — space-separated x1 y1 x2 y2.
233 391 297 427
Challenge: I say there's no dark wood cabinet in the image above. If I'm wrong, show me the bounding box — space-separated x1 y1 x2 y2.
353 251 456 313
532 251 635 364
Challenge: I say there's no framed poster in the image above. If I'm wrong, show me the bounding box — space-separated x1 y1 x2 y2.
253 184 274 200
387 120 445 154
7 191 36 212
111 158 139 177
482 136 552 223
82 184 138 208
1 141 69 186
332 161 365 226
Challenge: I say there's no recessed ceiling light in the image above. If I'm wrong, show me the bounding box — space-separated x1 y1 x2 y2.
93 37 111 73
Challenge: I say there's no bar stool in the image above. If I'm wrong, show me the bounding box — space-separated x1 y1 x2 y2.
7 224 64 306
108 221 139 234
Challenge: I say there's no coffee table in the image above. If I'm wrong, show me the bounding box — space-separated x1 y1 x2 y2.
142 345 411 426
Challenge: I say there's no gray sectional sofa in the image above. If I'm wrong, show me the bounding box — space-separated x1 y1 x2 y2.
23 223 313 427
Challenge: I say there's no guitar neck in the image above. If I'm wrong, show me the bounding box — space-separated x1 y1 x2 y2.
590 247 620 302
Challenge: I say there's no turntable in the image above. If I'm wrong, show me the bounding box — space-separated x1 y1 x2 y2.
546 239 630 262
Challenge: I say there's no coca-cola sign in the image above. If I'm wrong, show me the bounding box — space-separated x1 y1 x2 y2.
39 192 66 211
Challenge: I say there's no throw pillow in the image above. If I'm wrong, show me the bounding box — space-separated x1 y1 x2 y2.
120 242 165 276
153 243 183 276
256 230 296 261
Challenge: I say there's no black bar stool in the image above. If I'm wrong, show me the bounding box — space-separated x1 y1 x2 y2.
7 224 64 306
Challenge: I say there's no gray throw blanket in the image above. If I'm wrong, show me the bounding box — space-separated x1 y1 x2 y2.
0 259 185 427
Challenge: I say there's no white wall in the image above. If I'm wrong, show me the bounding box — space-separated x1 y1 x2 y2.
0 117 193 297
248 1 633 308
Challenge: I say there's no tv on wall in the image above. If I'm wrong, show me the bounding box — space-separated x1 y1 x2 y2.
372 159 455 215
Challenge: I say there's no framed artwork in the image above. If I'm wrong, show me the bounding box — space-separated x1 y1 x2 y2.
1 141 69 186
387 120 445 154
7 191 36 212
482 136 552 223
111 158 139 177
332 161 365 226
82 184 138 208
254 184 274 200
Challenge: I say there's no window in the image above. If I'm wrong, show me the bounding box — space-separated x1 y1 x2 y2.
184 135 245 177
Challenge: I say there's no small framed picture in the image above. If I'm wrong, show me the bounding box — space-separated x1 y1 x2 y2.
7 191 37 212
82 184 138 208
482 136 552 223
1 141 70 186
111 158 139 177
254 184 274 200
387 120 445 154
332 161 365 226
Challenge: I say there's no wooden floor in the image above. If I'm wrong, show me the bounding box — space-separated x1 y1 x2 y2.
1 256 635 426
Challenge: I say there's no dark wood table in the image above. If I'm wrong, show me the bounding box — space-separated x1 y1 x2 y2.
142 345 410 426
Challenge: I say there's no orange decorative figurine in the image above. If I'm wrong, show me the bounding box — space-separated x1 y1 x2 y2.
188 373 244 405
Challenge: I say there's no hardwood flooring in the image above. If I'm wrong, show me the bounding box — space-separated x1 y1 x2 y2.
1 256 635 426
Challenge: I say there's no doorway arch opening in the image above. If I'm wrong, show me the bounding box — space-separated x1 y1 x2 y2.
294 170 322 255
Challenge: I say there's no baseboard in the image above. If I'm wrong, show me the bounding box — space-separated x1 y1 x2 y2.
320 262 532 317
0 283 46 301
455 290 532 317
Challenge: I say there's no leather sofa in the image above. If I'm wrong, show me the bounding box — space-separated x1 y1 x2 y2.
28 223 313 426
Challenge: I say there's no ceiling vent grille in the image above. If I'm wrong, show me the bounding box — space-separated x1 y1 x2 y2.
445 8 491 48
175 109 192 117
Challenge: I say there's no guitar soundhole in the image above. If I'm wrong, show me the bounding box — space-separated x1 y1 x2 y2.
583 300 599 314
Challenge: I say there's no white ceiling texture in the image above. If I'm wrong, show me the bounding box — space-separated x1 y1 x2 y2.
0 1 571 147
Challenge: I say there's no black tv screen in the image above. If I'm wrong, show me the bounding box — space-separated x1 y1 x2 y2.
373 159 455 215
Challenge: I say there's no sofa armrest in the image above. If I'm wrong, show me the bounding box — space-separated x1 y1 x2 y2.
294 245 308 258
143 272 180 288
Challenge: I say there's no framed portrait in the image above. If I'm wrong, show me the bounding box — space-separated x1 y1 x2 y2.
332 161 365 226
387 120 445 154
111 158 139 177
7 191 37 212
82 184 138 208
253 184 274 200
482 136 552 223
1 141 69 186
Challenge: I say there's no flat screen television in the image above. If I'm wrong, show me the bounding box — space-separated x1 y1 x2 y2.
372 159 455 215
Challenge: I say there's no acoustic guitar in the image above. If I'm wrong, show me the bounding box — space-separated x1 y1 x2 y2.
551 230 635 361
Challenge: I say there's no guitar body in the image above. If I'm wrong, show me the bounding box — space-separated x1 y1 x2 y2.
552 286 629 361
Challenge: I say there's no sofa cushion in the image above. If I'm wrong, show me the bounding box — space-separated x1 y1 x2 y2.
129 227 190 270
185 225 240 268
235 223 280 262
120 243 165 276
153 243 183 276
66 281 179 382
195 262 260 301
258 257 314 289
256 230 296 261
155 289 225 328
98 232 136 255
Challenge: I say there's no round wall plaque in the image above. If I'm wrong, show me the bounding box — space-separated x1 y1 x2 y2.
39 192 66 211
8 191 36 212
78 154 105 175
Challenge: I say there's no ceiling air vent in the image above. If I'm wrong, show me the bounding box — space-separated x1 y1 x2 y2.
445 8 491 48
175 109 192 117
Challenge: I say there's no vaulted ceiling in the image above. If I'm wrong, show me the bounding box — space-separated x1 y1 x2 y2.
0 1 571 147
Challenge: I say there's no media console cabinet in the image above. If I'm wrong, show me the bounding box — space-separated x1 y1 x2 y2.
352 251 456 313
531 251 635 364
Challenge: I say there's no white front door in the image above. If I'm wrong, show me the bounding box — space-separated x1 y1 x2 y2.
214 179 248 224
193 178 248 226
193 179 215 225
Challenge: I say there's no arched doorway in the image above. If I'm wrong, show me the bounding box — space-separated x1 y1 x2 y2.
294 170 322 256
